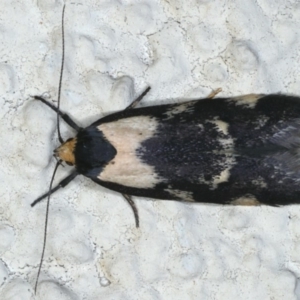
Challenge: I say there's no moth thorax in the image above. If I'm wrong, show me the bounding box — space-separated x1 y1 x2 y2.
54 138 77 166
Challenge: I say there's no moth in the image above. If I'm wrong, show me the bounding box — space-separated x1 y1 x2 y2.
31 4 300 294
34 91 300 213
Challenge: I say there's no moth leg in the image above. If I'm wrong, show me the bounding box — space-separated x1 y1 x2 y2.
31 171 78 207
125 86 151 110
122 194 139 228
207 87 222 99
33 96 81 131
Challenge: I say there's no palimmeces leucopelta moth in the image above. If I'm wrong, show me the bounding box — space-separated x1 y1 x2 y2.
31 4 300 294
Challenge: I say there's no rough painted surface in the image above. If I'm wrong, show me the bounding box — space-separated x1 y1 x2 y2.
1 0 300 299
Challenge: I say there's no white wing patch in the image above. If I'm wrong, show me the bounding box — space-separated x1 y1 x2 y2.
230 195 260 206
165 188 195 202
207 119 229 135
164 101 195 119
228 94 264 108
201 119 235 189
98 116 164 188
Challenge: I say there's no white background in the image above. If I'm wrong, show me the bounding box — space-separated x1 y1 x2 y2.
1 0 300 299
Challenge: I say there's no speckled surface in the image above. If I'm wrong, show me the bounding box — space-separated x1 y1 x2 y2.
1 0 300 299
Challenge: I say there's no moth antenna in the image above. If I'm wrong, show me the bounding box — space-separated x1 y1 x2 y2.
57 4 66 144
34 160 61 294
34 5 67 293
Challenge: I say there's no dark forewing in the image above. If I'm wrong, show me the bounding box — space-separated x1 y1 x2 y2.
89 94 300 205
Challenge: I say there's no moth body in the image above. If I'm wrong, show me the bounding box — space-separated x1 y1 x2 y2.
54 93 300 206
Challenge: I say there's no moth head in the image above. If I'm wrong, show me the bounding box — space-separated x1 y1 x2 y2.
54 137 77 166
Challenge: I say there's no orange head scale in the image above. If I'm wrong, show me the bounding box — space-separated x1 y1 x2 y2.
54 137 77 166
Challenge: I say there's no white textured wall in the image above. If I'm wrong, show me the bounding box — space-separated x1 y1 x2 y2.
1 0 300 299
